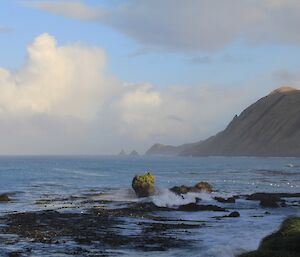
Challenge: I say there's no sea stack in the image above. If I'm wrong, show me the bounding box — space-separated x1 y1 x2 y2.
118 150 127 156
129 150 139 156
132 172 155 197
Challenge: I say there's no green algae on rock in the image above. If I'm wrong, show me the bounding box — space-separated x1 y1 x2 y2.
170 181 213 195
132 172 155 197
0 194 11 202
238 217 300 257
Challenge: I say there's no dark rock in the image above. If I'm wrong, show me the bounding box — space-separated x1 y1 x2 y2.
0 207 199 254
260 198 280 208
177 203 226 212
132 172 155 197
214 196 236 203
195 197 202 203
246 193 281 202
227 211 240 217
246 193 282 208
281 201 287 207
0 193 10 202
170 185 190 195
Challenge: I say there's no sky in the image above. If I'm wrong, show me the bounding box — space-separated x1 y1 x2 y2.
0 0 299 155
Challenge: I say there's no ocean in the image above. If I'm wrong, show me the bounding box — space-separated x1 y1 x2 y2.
0 156 299 257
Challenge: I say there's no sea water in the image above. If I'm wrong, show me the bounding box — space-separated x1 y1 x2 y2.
0 156 299 256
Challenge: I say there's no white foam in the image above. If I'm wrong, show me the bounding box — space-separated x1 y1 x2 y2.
150 188 213 207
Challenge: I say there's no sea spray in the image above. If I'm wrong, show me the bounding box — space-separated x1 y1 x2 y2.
150 188 213 207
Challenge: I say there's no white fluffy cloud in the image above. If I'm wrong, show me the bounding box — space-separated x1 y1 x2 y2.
27 0 300 51
0 33 256 154
0 33 110 120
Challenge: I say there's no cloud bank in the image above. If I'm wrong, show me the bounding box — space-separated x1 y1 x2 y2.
28 0 300 51
0 26 12 33
28 1 105 21
0 33 255 154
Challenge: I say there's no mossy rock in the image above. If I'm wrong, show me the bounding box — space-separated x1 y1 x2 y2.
193 182 213 193
170 181 213 195
238 217 300 257
132 172 155 197
0 194 10 202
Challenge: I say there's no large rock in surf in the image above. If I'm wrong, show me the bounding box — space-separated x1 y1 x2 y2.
132 172 155 197
214 196 236 203
238 217 300 257
170 181 213 195
0 193 10 202
246 193 283 208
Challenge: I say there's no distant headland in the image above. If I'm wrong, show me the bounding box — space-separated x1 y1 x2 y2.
146 86 300 157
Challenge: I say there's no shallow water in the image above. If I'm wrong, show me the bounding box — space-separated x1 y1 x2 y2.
0 156 300 256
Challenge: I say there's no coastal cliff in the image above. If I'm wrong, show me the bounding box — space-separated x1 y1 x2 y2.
146 87 300 157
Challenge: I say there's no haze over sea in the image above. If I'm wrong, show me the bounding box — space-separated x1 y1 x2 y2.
0 156 299 257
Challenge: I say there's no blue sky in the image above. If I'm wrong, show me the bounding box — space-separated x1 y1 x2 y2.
1 0 300 88
0 0 299 154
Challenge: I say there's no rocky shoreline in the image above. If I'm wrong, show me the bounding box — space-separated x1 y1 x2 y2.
0 182 300 256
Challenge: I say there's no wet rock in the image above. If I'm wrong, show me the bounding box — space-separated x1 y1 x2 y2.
170 181 213 195
280 201 287 207
245 192 300 207
227 211 240 217
260 198 280 208
216 211 240 219
170 185 190 195
195 197 202 203
214 196 236 203
238 217 300 257
0 193 10 202
246 193 283 208
0 207 198 254
132 172 155 197
192 182 213 193
177 203 226 212
139 221 204 233
114 202 172 217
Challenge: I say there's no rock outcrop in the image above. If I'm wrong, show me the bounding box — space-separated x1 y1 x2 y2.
0 194 10 202
170 181 213 194
238 217 300 257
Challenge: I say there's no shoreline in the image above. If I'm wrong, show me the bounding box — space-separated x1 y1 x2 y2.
0 190 299 257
